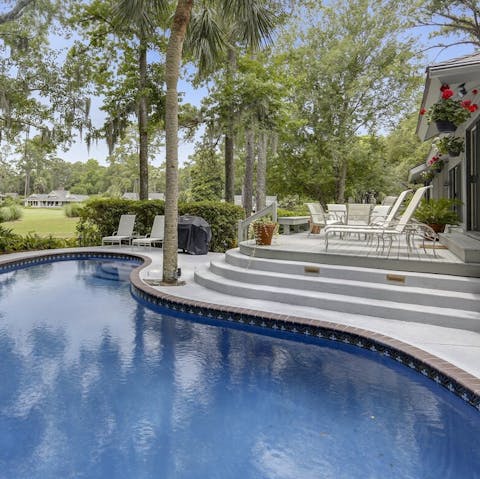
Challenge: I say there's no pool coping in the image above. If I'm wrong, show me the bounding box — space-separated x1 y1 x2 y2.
1 249 479 412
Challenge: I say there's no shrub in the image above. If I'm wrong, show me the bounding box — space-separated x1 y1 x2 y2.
0 204 23 222
77 198 245 252
64 203 84 217
0 225 77 253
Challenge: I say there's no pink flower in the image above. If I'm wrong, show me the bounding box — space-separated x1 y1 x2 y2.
441 89 454 99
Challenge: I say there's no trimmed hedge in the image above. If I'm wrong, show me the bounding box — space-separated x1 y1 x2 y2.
0 204 23 222
0 225 77 253
77 198 245 252
64 203 84 218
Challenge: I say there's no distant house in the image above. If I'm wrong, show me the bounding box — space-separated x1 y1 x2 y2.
25 190 89 207
122 192 165 201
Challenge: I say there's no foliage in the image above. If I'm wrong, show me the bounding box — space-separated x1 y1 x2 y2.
435 135 464 156
0 225 77 253
64 203 84 217
277 207 309 217
0 204 22 222
414 198 460 225
77 198 244 252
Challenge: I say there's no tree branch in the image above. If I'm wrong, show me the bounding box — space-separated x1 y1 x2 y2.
0 0 35 25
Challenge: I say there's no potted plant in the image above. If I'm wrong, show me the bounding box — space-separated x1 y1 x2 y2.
414 198 460 233
435 136 464 157
251 217 278 245
422 85 477 133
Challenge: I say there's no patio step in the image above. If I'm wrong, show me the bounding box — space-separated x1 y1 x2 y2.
194 266 480 332
440 233 480 263
208 256 480 312
225 249 480 294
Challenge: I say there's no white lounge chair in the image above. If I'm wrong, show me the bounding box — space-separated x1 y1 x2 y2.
324 186 432 255
382 195 398 206
326 204 347 223
132 215 165 248
102 214 136 246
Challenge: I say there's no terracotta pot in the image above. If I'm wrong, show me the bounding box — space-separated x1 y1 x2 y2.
253 223 276 245
428 223 446 233
435 120 456 133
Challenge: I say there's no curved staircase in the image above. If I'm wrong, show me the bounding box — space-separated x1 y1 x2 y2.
194 248 480 332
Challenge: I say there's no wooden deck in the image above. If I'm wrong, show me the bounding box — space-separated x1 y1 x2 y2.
239 231 480 277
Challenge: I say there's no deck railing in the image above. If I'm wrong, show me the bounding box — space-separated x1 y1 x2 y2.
237 202 277 243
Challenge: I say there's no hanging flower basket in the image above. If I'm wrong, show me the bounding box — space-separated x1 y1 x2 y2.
420 85 477 133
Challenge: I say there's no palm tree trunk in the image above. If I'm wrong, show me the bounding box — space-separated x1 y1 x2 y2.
162 0 194 285
138 38 149 201
224 47 236 203
243 127 255 216
256 130 267 211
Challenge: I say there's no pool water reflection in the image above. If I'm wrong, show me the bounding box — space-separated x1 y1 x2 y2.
0 259 479 479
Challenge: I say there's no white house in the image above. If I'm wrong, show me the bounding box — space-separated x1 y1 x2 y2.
412 53 480 262
25 190 89 207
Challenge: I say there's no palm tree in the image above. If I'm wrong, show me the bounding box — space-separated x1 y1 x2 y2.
162 0 277 284
112 0 168 200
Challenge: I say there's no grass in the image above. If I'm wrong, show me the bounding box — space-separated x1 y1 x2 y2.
3 207 79 238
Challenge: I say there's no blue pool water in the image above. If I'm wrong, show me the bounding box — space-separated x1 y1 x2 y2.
0 259 479 479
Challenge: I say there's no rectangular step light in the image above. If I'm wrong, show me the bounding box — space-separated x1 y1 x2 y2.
304 266 320 274
386 274 406 284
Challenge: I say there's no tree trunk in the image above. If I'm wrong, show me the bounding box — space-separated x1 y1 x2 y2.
138 38 149 201
162 0 194 285
224 47 236 203
336 157 348 203
243 127 255 216
256 130 267 211
0 0 34 24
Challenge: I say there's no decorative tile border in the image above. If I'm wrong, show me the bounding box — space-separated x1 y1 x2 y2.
1 250 479 413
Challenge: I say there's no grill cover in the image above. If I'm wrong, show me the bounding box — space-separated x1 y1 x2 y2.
177 216 212 255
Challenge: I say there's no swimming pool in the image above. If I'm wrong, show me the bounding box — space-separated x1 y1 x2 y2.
0 258 479 478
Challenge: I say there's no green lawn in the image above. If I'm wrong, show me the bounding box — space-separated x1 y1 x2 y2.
3 208 79 238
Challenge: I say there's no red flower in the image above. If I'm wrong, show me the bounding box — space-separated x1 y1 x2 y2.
440 83 450 92
420 108 427 115
469 104 478 112
441 89 454 99
473 89 478 95
461 100 472 108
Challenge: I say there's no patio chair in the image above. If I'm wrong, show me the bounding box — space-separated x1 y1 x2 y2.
132 215 165 248
382 195 398 206
102 214 136 246
346 204 372 226
324 186 432 255
326 204 347 223
305 203 341 234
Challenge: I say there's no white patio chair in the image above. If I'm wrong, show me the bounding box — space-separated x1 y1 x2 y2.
324 186 432 255
132 215 165 248
346 204 372 226
102 214 136 246
381 195 398 206
305 203 341 235
326 204 347 223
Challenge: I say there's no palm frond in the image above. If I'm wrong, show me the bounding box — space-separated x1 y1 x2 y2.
185 6 228 74
221 0 276 49
112 0 169 35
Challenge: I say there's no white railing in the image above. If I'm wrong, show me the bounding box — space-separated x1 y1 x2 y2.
237 202 277 243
